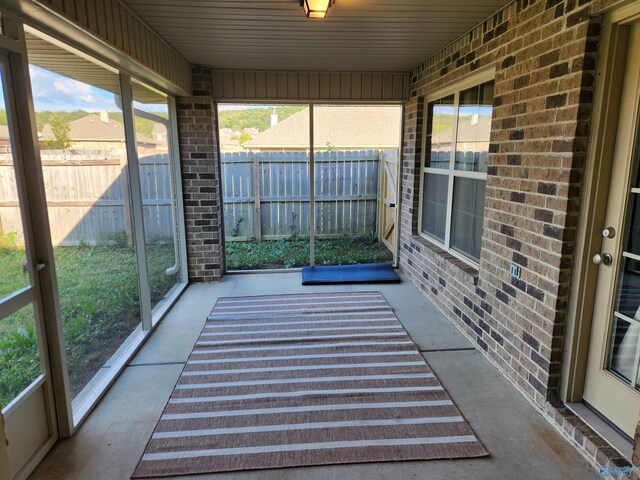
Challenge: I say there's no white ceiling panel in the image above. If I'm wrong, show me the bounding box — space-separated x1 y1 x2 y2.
123 0 510 71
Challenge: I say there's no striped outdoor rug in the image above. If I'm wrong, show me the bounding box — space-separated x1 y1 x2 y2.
133 291 487 478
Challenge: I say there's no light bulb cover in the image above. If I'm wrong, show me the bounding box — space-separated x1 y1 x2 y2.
301 0 333 19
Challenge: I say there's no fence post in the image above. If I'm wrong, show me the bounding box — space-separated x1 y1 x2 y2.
377 149 384 243
120 154 134 245
252 153 262 241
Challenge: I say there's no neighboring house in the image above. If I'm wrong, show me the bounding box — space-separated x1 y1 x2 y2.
429 113 492 169
218 127 242 152
430 114 491 153
244 106 402 152
219 127 260 152
40 111 157 150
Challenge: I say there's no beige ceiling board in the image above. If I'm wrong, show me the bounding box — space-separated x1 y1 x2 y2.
25 31 166 103
124 0 511 72
25 31 122 93
3 0 191 95
212 70 408 101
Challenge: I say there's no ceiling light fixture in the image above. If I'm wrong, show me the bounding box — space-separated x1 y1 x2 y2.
300 0 334 19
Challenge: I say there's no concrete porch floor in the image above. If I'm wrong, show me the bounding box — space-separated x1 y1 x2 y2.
29 271 599 480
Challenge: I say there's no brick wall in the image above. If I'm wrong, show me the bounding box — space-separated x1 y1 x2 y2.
176 67 224 282
399 0 603 408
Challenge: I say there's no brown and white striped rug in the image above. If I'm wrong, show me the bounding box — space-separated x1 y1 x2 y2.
133 291 487 478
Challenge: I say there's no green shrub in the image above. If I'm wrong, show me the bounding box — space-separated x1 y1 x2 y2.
225 234 393 270
0 326 40 407
231 216 245 237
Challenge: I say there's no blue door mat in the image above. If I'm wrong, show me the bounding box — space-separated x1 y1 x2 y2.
301 263 401 285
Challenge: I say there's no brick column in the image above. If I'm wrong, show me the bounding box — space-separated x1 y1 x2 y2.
176 67 224 282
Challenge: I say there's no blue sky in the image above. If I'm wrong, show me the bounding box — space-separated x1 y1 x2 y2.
434 105 492 116
16 65 166 113
29 65 118 112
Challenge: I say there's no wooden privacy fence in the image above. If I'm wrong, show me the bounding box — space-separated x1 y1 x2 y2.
222 150 387 240
0 151 175 246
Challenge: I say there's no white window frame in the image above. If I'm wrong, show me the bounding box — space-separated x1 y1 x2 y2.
417 69 495 268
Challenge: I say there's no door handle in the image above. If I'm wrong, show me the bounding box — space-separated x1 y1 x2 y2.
592 253 613 265
602 227 616 239
23 261 45 273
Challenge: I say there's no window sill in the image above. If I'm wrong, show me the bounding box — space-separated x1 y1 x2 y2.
410 234 480 285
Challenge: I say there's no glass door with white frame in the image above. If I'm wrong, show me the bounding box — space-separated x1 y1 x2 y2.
0 52 56 480
583 22 640 439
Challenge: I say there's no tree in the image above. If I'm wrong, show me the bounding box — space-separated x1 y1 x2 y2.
218 106 305 132
43 113 71 150
238 130 252 146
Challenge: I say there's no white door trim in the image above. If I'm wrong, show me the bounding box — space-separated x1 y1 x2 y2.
563 2 640 442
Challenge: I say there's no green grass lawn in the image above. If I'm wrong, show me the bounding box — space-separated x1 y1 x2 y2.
226 234 393 270
1 233 392 407
0 235 177 407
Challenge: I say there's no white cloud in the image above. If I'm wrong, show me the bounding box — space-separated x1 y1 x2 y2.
28 65 119 112
52 78 96 104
